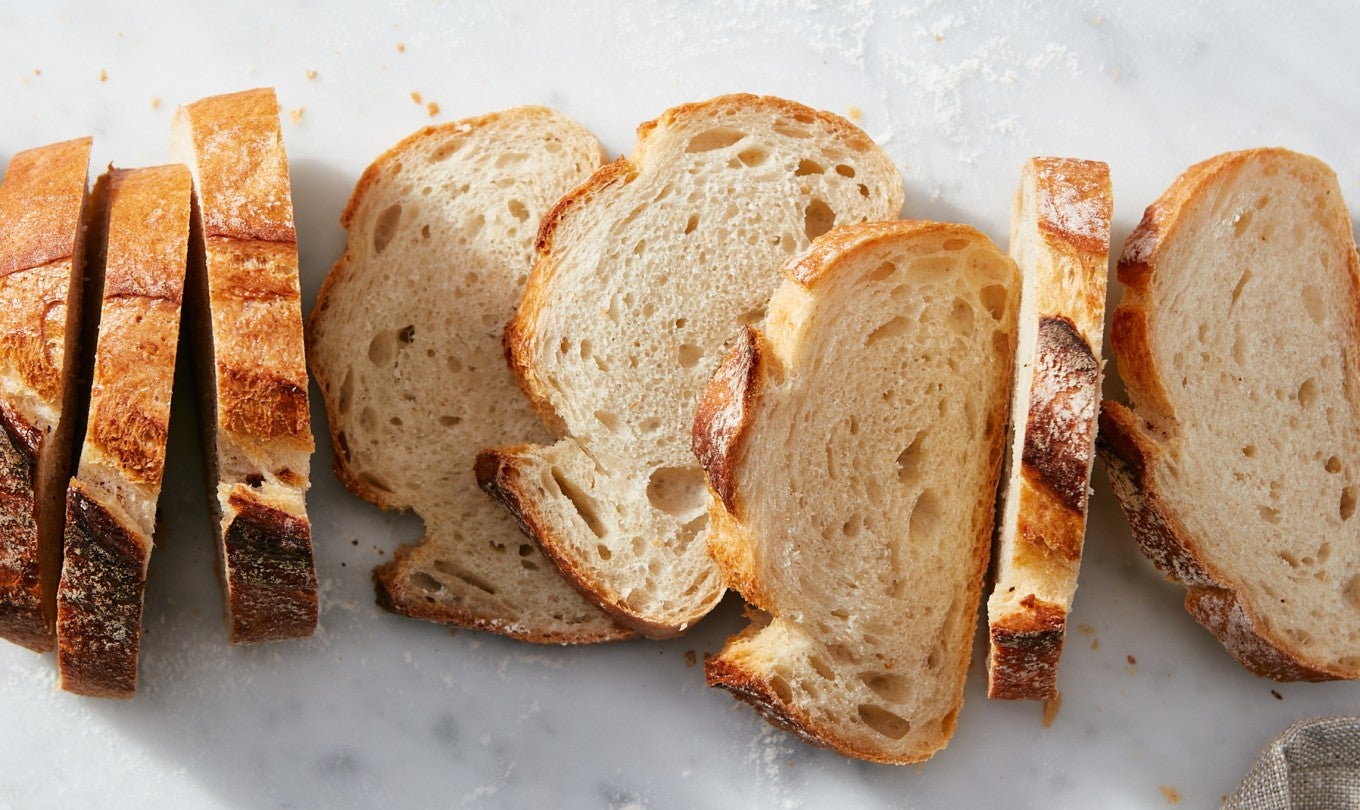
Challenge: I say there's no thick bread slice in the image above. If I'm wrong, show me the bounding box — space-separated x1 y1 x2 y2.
0 138 94 653
170 88 318 644
694 220 1019 764
308 108 631 643
480 94 904 636
55 165 191 698
986 157 1112 701
1098 147 1360 680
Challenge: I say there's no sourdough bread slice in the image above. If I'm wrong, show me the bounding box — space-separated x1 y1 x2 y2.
308 107 632 643
0 138 94 653
694 220 1019 763
171 88 318 644
55 164 191 698
1099 147 1360 680
986 157 1112 700
479 94 904 636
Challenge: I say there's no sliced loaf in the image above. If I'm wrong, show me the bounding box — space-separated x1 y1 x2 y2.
55 164 191 698
170 88 318 643
0 138 94 653
308 107 632 643
986 157 1112 700
479 94 904 636
694 220 1019 763
1099 147 1360 680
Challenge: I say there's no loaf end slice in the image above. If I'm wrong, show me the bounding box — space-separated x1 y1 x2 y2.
986 157 1112 701
1099 147 1360 680
696 221 1019 763
307 108 631 643
0 137 94 653
483 94 905 636
171 88 318 644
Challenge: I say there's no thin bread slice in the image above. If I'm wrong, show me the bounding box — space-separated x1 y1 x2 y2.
1098 147 1360 680
694 220 1019 763
986 157 1112 701
170 88 318 644
478 94 904 636
0 138 94 653
308 108 632 643
55 164 191 698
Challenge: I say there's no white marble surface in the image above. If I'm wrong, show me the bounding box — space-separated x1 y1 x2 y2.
1 1 1358 807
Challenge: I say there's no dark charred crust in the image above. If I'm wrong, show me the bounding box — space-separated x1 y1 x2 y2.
1022 316 1100 513
56 485 148 698
0 401 45 651
0 401 42 467
222 490 317 643
692 327 763 517
988 595 1066 701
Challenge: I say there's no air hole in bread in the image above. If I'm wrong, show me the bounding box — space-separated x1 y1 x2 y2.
336 431 351 462
579 339 593 360
842 513 863 538
337 369 355 415
373 204 402 254
596 544 612 561
508 199 529 223
835 164 856 178
866 316 909 346
1259 505 1282 524
410 572 442 593
868 261 896 282
769 674 794 704
446 355 463 374
640 417 661 434
1230 268 1252 307
1279 551 1300 569
438 415 462 427
678 344 702 368
368 331 397 366
398 325 415 344
794 159 825 176
245 473 264 489
941 237 970 252
359 406 377 432
864 477 884 505
633 238 647 256
807 654 835 681
910 491 943 546
1297 378 1318 408
550 467 607 539
771 122 813 139
896 434 924 482
683 214 699 235
1318 542 1333 563
1344 575 1360 610
1302 285 1326 324
430 138 463 161
646 466 707 518
1243 445 1257 458
594 410 619 431
738 147 769 167
678 514 705 547
737 305 767 327
857 183 870 197
1232 333 1247 365
857 704 911 739
1233 210 1253 237
432 560 497 595
827 642 857 665
860 671 910 703
686 127 746 153
357 471 393 494
948 299 974 336
1342 487 1358 521
804 199 836 241
520 558 540 572
978 284 1008 321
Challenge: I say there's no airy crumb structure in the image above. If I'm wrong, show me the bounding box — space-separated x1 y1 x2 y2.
1100 147 1360 680
308 107 632 643
986 157 1112 701
695 220 1019 763
480 94 904 637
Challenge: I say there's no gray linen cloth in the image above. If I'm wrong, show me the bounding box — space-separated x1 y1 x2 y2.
1224 717 1360 809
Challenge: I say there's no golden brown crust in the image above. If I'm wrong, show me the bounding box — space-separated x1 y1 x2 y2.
692 326 764 517
0 138 92 279
988 596 1067 701
785 219 977 289
221 489 317 644
55 482 149 698
1032 157 1113 260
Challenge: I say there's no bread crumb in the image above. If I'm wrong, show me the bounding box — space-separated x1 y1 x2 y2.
1041 694 1062 728
847 105 863 122
1127 655 1137 665
410 90 422 104
1090 637 1100 650
306 69 318 80
98 68 107 82
34 68 41 76
151 97 160 110
1091 15 1105 25
1076 623 1095 635
684 650 696 667
1271 689 1283 700
1160 785 1181 804
397 42 406 53
1112 66 1123 80
289 107 305 124
427 101 440 117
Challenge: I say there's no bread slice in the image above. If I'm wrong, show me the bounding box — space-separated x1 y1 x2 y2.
0 138 94 653
478 94 904 636
694 220 1019 763
308 108 632 643
170 88 318 644
986 158 1112 701
54 165 191 698
1099 147 1360 680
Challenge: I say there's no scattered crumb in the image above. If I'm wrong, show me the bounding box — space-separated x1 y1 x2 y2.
151 97 160 110
410 90 422 104
99 68 107 82
684 650 697 667
1076 623 1095 635
1112 66 1123 80
306 69 318 80
1091 15 1105 26
1160 785 1181 804
352 539 359 546
1271 689 1283 700
1090 638 1100 650
289 107 305 124
427 101 440 117
340 562 346 568
397 42 406 53
1127 655 1137 666
847 105 863 122
1042 694 1062 728
934 33 944 43
34 68 40 76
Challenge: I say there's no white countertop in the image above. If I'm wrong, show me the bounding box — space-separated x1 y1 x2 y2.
2 2 1358 807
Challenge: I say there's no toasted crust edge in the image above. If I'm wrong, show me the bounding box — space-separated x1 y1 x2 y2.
220 489 318 644
0 403 45 651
